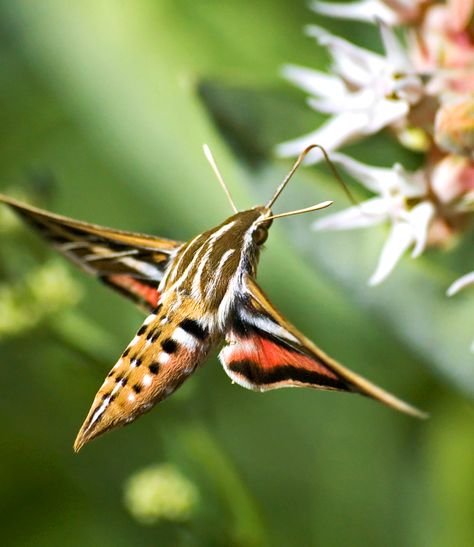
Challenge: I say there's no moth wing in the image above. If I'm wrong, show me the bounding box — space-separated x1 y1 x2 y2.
219 274 426 418
0 194 183 311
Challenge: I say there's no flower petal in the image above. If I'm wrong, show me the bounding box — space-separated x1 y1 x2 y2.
313 197 389 231
330 152 402 193
276 96 409 160
310 0 399 25
304 25 385 86
308 88 376 114
392 163 426 197
281 65 346 98
409 201 435 257
369 221 414 285
447 271 474 296
275 112 368 160
378 20 412 71
367 97 409 133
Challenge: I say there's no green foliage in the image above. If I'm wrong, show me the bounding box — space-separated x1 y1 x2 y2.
0 2 472 546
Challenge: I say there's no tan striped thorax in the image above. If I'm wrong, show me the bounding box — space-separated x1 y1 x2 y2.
160 207 273 318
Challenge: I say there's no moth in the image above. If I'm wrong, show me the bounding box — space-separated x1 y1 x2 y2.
0 145 425 451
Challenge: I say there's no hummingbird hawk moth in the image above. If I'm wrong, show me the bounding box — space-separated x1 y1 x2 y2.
0 145 425 451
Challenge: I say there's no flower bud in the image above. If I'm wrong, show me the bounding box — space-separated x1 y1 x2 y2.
435 98 474 158
431 154 474 203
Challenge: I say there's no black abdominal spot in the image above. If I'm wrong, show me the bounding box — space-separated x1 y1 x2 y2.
148 363 160 374
147 330 160 343
162 338 178 354
136 325 147 336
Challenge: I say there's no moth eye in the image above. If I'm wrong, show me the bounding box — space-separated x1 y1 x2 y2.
252 226 268 245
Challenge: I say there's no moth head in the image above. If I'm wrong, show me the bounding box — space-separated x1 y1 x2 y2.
204 143 339 250
250 206 273 246
204 144 344 243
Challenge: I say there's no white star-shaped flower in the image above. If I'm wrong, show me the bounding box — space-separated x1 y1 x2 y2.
276 24 424 163
312 153 435 285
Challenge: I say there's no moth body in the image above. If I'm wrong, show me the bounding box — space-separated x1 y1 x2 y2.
74 207 273 449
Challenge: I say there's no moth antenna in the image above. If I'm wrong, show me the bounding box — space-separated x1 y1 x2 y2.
203 144 238 213
313 145 359 207
267 144 359 209
260 200 334 223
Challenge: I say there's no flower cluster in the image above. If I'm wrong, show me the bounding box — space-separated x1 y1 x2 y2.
277 0 473 289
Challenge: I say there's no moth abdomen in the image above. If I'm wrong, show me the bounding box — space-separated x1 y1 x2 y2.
74 305 216 451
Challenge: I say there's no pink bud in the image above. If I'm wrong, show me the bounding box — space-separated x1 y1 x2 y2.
447 0 474 33
431 154 474 203
435 98 474 158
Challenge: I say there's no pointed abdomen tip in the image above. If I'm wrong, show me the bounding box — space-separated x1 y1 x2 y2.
73 421 101 453
73 431 88 453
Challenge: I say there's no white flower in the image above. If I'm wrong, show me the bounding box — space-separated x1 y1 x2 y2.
310 0 427 26
276 23 424 163
312 153 435 285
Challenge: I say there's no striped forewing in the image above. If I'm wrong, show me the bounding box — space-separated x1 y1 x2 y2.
0 194 183 311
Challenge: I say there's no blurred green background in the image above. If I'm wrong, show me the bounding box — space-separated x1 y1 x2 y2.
0 2 473 546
